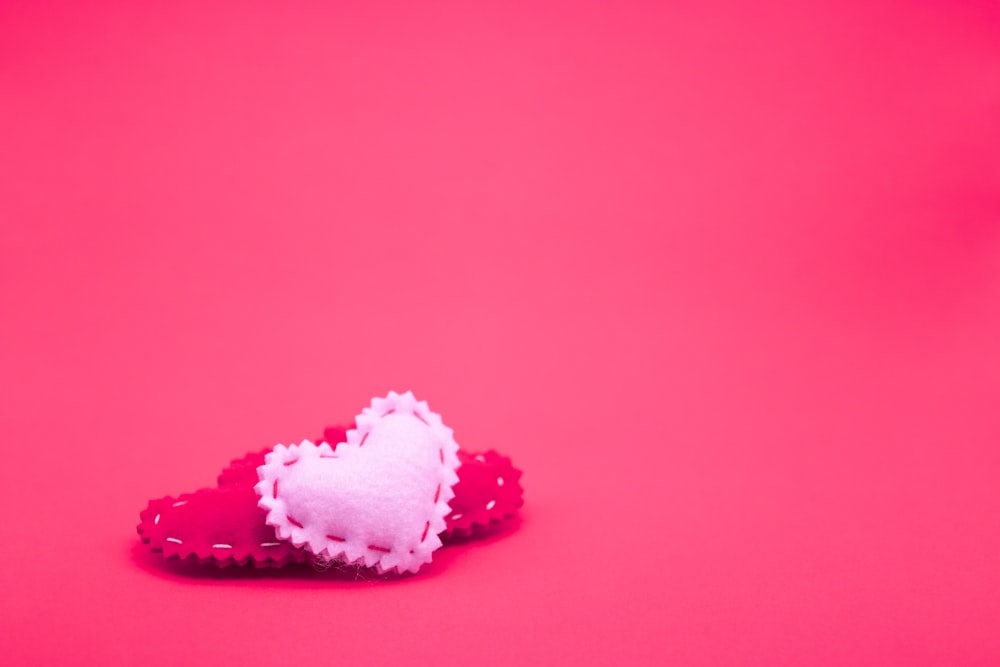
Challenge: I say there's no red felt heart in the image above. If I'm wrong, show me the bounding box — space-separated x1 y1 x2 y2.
137 425 523 568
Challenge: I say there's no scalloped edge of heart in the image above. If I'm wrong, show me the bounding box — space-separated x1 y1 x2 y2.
254 391 462 574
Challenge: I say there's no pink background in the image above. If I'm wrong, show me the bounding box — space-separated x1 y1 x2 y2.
2 1 999 665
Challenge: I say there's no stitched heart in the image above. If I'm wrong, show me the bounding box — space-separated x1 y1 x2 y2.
136 486 312 568
254 391 461 574
137 396 524 570
138 446 523 568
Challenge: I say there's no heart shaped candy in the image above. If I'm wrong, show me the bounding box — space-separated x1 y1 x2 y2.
254 391 461 574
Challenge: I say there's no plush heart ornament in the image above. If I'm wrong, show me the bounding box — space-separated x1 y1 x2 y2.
255 392 461 574
137 447 522 568
137 391 521 573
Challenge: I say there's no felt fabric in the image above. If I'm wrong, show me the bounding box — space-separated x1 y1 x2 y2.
137 394 524 570
256 391 461 574
446 450 524 536
137 487 311 568
137 447 523 568
221 446 524 536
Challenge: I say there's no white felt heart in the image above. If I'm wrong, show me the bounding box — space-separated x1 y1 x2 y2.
254 391 461 574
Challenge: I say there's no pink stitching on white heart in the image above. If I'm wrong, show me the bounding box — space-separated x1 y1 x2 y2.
254 391 462 574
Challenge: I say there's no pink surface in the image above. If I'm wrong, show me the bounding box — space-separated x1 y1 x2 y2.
1 1 999 665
